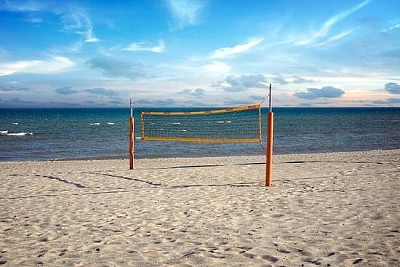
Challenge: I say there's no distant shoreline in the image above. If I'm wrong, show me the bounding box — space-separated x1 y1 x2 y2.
1 147 399 163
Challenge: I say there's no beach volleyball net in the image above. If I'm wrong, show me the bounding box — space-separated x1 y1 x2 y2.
129 84 274 186
140 104 261 143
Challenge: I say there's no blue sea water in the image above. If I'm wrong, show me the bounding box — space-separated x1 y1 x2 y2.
0 107 399 161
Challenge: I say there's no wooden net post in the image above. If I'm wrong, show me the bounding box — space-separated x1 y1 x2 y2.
266 84 274 187
129 99 134 170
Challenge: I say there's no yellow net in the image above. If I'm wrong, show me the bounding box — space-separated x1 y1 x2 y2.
140 104 261 143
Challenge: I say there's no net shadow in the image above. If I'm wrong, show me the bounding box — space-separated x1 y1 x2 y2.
36 174 86 188
150 162 265 170
87 172 161 186
157 164 225 169
168 182 258 189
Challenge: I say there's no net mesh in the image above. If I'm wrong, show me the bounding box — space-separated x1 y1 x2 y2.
140 104 261 143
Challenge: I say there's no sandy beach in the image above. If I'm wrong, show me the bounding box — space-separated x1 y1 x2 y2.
0 149 399 266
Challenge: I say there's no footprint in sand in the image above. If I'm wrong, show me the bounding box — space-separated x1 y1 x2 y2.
262 254 279 263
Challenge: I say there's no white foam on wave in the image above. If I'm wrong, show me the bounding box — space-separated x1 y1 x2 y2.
172 122 181 125
106 122 115 125
1 131 33 136
8 132 33 136
12 122 19 125
90 123 101 126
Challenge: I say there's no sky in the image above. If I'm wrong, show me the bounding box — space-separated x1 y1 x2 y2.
0 0 400 108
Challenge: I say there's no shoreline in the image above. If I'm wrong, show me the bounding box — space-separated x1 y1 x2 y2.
1 149 399 266
2 147 400 163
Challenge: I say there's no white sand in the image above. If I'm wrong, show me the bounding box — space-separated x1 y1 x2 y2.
0 150 399 266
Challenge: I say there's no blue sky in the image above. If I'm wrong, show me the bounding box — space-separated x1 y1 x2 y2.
0 0 399 108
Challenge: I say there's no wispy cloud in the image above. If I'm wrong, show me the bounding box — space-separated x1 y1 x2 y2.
388 23 400 31
0 56 75 76
122 40 165 53
62 6 99 43
3 1 99 45
313 29 355 47
383 23 400 32
166 0 205 29
296 0 371 46
210 38 264 59
1 0 46 12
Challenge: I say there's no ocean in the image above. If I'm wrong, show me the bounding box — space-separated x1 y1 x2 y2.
1 107 399 161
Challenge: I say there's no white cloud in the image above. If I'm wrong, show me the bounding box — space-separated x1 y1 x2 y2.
201 61 231 76
166 0 205 29
0 56 75 76
210 38 264 59
122 40 165 53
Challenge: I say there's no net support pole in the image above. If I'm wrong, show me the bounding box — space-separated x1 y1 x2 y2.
266 84 274 187
129 99 134 170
